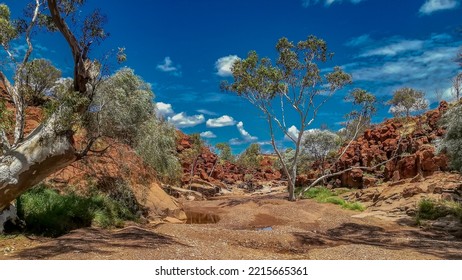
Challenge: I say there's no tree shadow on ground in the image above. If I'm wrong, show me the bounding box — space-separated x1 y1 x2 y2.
293 222 462 259
14 225 189 259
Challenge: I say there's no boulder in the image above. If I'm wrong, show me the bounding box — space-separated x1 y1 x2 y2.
340 168 363 188
133 182 187 221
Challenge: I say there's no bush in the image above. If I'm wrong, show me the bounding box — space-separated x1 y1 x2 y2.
237 143 262 170
135 118 181 185
215 142 235 163
86 68 156 146
17 58 61 106
301 187 365 211
342 202 365 211
17 184 138 237
416 199 462 223
440 104 462 172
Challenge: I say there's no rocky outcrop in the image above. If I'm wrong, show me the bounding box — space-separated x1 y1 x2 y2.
333 101 449 188
176 133 282 190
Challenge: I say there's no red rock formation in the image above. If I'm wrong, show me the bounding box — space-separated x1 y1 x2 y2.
176 133 281 187
331 101 449 188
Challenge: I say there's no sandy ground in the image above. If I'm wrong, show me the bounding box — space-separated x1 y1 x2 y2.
1 194 461 260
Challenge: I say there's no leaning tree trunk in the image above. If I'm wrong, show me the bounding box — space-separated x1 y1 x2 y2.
0 114 76 211
0 0 96 212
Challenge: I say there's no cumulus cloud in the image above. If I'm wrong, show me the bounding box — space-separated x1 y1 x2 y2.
236 121 258 142
206 115 236 128
302 0 365 7
168 112 205 128
419 0 460 15
215 55 240 77
285 125 300 141
156 57 182 76
155 102 174 117
200 131 217 138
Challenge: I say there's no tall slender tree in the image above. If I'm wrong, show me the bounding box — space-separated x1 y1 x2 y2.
223 36 352 201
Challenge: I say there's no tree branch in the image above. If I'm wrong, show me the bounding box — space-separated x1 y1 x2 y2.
47 0 87 94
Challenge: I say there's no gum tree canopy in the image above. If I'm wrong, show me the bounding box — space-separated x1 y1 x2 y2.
0 0 133 211
223 36 352 201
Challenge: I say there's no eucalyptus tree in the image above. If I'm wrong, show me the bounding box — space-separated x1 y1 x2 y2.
223 36 352 201
452 73 462 101
387 87 428 118
0 0 120 211
440 106 462 172
18 58 62 106
215 142 234 163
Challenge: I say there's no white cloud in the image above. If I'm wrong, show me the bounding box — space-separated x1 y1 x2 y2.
302 0 364 7
156 102 174 117
285 125 300 141
200 131 217 138
359 40 424 57
236 121 258 142
197 109 218 116
206 115 236 128
215 55 240 77
168 112 205 128
419 0 460 15
353 46 459 82
229 138 243 146
345 34 372 47
346 33 461 97
156 57 182 76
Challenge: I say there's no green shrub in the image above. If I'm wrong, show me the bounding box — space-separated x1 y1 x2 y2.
342 202 365 211
17 184 138 237
302 187 335 201
135 118 181 185
237 143 262 170
324 196 345 205
301 187 364 211
416 199 462 223
440 104 462 172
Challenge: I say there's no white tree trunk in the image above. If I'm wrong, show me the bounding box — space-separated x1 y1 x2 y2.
0 114 76 211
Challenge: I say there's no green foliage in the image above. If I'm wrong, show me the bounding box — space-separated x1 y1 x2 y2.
302 129 340 163
301 187 364 211
0 98 13 132
135 118 181 185
387 87 428 118
215 142 235 163
190 133 204 154
86 67 155 145
222 35 352 200
0 4 18 49
340 88 377 140
342 202 366 211
17 59 62 106
17 184 138 237
302 186 335 200
416 199 462 223
440 104 462 172
43 79 90 131
237 143 262 170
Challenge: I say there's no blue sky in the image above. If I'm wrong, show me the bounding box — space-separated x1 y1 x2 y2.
4 0 462 153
